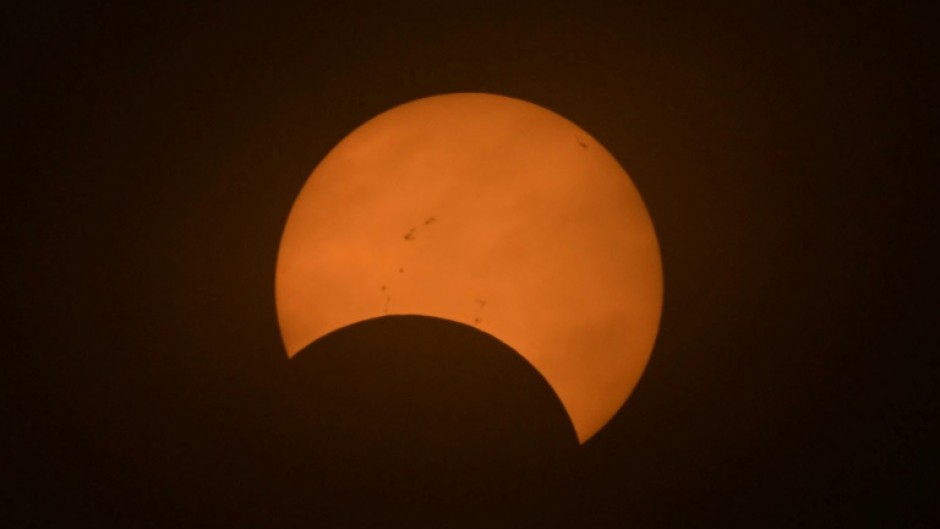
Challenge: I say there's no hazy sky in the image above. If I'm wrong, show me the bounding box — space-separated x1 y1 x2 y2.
7 2 934 527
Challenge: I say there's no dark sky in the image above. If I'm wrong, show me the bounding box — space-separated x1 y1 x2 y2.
7 2 936 527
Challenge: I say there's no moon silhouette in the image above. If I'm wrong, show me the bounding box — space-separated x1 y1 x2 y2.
275 93 662 442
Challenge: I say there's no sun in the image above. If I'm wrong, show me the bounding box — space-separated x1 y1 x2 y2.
275 93 662 442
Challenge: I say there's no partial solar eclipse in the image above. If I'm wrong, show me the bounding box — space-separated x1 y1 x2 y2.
275 93 662 442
